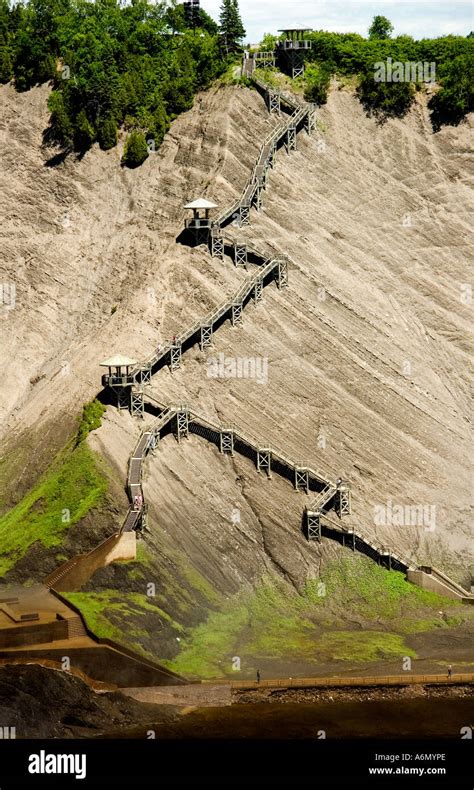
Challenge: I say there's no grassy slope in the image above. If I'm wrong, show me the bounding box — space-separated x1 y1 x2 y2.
0 401 108 575
63 589 185 660
59 553 471 680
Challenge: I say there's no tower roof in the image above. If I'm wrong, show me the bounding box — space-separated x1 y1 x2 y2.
100 354 138 367
183 198 218 210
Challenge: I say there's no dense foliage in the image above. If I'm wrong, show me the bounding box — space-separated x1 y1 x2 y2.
356 72 415 119
303 63 331 105
265 23 472 124
0 0 226 161
308 27 473 123
428 54 474 130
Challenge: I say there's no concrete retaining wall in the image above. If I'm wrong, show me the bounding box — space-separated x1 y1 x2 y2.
54 532 136 592
0 618 69 648
407 569 472 602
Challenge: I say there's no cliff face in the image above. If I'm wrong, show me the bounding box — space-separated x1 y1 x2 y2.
0 78 472 600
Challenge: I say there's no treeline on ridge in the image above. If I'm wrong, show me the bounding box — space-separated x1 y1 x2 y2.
0 0 226 165
0 2 472 169
262 26 473 128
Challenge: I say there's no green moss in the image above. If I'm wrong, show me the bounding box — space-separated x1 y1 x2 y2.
317 631 416 662
164 605 249 679
316 555 460 627
63 590 185 659
165 557 471 679
75 399 106 446
0 443 108 575
179 565 222 607
135 540 153 566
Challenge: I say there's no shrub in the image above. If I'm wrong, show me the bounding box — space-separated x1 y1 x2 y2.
429 54 474 131
304 64 331 105
73 110 95 151
47 90 73 146
121 130 149 168
97 118 117 151
357 70 415 119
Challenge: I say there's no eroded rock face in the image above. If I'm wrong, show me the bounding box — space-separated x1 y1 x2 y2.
0 80 471 610
0 663 178 737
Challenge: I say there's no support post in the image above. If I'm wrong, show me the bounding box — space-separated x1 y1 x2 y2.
139 503 149 532
337 481 351 518
239 205 250 226
211 233 224 259
234 242 247 268
290 51 305 79
138 366 151 386
295 467 309 493
231 302 243 326
200 324 213 350
131 388 144 418
220 429 234 455
277 258 288 289
257 449 272 478
307 510 321 541
286 126 296 152
148 432 158 454
117 388 130 411
253 279 263 303
195 227 210 246
269 91 280 114
176 408 189 442
170 344 182 372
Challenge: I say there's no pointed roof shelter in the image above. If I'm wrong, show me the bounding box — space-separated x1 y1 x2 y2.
183 198 218 210
184 197 218 236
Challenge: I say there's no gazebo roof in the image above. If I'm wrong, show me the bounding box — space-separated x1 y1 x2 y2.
100 354 138 368
183 198 218 210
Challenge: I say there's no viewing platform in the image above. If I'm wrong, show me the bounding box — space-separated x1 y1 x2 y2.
277 28 312 77
100 355 137 389
183 198 218 242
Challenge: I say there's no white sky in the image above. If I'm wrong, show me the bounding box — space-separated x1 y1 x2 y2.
202 0 473 43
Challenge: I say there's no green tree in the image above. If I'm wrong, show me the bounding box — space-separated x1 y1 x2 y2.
13 0 67 90
47 89 73 145
304 63 331 105
368 15 394 40
73 109 95 150
219 0 245 53
357 70 414 119
259 32 277 52
0 44 12 82
199 8 219 35
429 54 474 130
0 0 13 82
97 117 117 150
122 129 149 167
